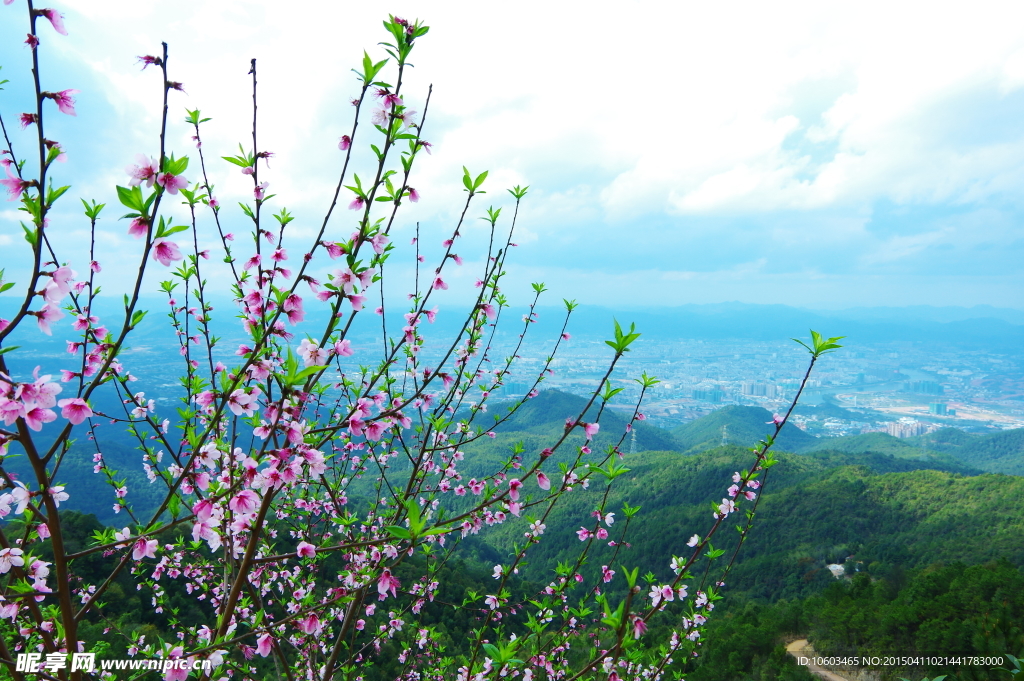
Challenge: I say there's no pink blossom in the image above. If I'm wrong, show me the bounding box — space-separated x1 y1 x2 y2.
364 421 387 441
126 155 159 187
156 172 188 194
348 196 364 210
25 33 39 49
152 239 183 267
371 233 390 254
255 633 273 657
193 499 214 522
583 422 600 441
298 338 329 367
283 293 304 325
296 541 316 559
57 397 92 424
229 490 260 514
297 613 322 635
137 55 162 70
349 294 366 312
37 9 68 35
338 135 351 151
334 339 353 357
602 565 615 583
254 181 269 200
0 548 25 574
127 217 149 238
536 471 551 491
36 303 64 335
408 187 420 202
1 167 31 200
132 538 158 560
632 616 648 639
508 478 522 501
228 388 261 417
51 265 75 295
377 568 400 601
45 89 79 116
163 646 189 681
20 113 38 129
432 276 448 291
323 241 345 258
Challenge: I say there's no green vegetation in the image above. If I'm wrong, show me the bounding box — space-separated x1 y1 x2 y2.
671 405 817 454
912 428 1024 475
9 393 1021 680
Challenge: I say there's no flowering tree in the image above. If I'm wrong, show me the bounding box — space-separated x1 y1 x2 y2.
0 5 842 680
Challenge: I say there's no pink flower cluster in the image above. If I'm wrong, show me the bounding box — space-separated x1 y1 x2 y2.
0 368 93 452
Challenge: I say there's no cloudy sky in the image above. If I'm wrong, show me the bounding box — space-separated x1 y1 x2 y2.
1 0 1023 311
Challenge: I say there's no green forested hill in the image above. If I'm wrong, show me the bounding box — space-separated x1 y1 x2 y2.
484 389 680 451
797 431 975 473
479 446 1024 603
670 405 817 455
911 427 1024 475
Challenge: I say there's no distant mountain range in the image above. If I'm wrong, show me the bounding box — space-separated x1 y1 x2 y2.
509 302 1024 349
481 390 1023 476
3 300 1021 366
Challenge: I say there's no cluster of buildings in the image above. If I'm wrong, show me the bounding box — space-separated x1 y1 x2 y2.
486 335 1023 435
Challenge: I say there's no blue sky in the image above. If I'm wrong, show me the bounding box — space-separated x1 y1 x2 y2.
1 0 1023 311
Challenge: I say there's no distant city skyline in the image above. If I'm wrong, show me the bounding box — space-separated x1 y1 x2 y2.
1 1 1023 310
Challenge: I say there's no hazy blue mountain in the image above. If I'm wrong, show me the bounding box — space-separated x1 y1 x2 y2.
508 302 1024 349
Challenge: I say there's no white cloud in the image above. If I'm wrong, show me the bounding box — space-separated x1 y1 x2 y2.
1 0 1022 308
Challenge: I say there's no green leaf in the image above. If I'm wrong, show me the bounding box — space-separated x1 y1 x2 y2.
792 329 845 358
161 224 190 238
605 319 641 353
116 185 145 212
21 222 37 246
46 184 70 205
81 199 106 220
384 525 411 539
508 185 529 199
